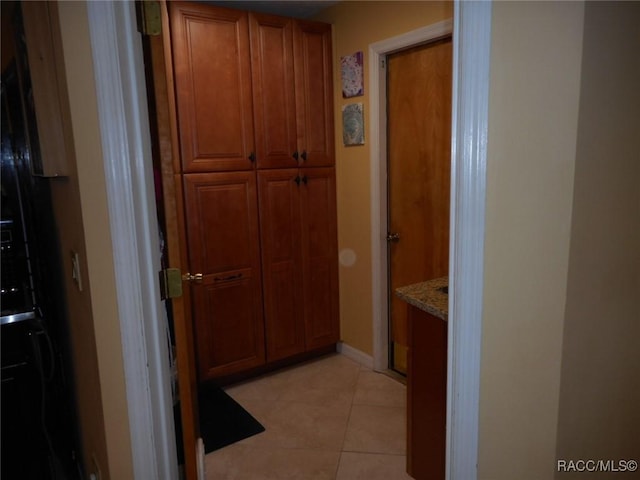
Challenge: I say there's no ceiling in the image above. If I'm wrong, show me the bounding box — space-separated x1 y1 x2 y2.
207 1 340 19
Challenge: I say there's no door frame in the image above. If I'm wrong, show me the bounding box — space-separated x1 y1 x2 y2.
378 23 453 375
368 18 452 372
86 2 178 478
369 3 492 479
86 1 491 478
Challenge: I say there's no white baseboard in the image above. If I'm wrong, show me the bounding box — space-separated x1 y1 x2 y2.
337 342 374 370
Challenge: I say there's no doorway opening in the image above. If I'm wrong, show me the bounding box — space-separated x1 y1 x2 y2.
368 19 453 374
386 37 453 375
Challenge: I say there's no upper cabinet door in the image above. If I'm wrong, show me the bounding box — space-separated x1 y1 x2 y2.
250 13 298 170
293 21 335 168
170 3 255 172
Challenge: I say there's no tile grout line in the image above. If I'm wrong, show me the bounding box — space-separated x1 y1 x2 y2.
333 361 362 479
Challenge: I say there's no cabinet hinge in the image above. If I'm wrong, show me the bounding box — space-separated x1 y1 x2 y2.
159 268 183 300
137 1 162 36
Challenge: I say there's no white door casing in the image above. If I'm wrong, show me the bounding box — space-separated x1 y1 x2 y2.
86 2 178 479
368 19 453 374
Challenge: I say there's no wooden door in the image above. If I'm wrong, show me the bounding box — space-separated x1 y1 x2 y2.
183 172 265 379
388 38 452 373
258 169 305 361
144 2 199 477
170 2 255 172
299 167 340 349
293 21 335 168
250 13 298 170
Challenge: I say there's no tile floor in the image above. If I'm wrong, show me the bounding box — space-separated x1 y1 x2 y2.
205 353 413 479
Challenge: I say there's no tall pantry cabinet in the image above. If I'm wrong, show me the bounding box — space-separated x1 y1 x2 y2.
169 2 339 381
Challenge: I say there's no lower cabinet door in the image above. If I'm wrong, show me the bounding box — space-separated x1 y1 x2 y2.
183 171 265 380
407 306 447 479
191 270 266 379
299 167 340 349
258 169 306 361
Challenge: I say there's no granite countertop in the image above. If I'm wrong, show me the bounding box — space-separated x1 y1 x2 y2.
395 276 448 321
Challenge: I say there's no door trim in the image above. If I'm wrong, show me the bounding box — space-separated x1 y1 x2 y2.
368 18 452 373
86 2 178 479
446 4 491 478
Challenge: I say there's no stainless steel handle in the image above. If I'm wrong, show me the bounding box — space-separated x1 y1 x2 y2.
386 232 400 242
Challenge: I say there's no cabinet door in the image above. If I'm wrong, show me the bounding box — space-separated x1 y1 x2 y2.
170 3 255 172
258 170 306 361
250 14 298 170
407 306 447 479
299 167 340 349
294 21 335 167
183 172 265 379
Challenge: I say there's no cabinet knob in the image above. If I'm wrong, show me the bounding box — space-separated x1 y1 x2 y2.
248 152 256 162
300 150 307 162
293 151 299 161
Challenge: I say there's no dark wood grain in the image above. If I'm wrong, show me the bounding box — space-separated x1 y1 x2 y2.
407 306 447 480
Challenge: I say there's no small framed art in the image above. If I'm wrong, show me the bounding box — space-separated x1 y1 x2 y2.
341 51 364 98
342 103 364 146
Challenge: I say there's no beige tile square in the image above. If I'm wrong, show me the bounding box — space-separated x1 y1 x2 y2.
238 400 351 451
353 371 406 408
271 354 361 392
277 382 355 409
204 443 245 479
226 354 360 407
224 375 284 403
336 452 413 480
343 404 406 455
206 444 341 480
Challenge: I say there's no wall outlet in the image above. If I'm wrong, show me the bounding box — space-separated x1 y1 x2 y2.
71 251 83 291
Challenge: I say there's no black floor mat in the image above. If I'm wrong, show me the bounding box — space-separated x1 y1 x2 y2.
198 385 265 453
174 385 265 463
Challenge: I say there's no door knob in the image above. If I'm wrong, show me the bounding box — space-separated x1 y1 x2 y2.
182 272 203 283
386 232 400 242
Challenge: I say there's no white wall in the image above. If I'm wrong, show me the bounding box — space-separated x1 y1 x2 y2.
555 2 640 477
55 2 134 478
479 2 585 478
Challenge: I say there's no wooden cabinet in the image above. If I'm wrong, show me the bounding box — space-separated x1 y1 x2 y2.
170 3 334 172
249 13 298 170
250 14 335 169
298 168 340 348
294 21 335 168
183 172 265 379
258 169 305 361
258 168 339 362
170 2 338 381
407 305 447 480
170 3 255 173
